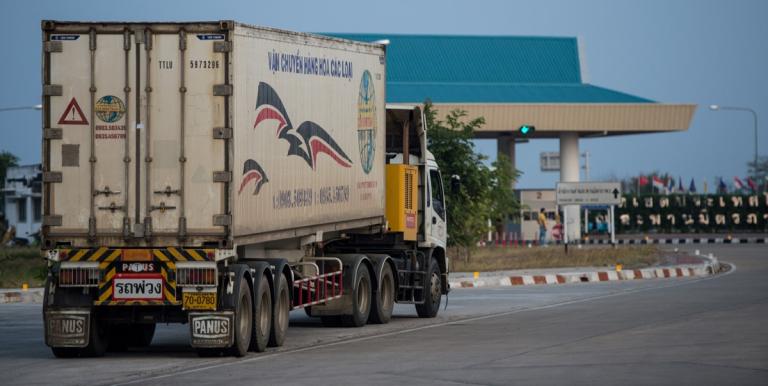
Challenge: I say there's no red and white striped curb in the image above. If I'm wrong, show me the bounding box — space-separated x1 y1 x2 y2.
450 265 714 289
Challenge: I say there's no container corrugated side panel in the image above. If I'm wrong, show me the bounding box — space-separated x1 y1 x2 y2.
231 24 386 241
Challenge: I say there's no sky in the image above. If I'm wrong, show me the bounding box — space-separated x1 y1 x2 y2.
1 0 766 189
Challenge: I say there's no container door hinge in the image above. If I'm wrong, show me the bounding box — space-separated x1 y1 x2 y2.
213 214 232 227
213 84 232 96
44 128 63 140
213 171 231 183
178 217 188 239
42 171 62 183
43 215 62 226
88 217 97 238
212 127 232 139
44 41 63 53
43 85 63 96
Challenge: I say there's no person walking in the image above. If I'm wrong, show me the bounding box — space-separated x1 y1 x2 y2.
537 208 548 245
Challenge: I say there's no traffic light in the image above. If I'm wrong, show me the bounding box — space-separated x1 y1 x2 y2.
518 125 535 136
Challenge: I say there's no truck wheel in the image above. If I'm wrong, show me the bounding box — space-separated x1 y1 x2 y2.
249 275 272 353
230 279 253 357
108 323 155 351
369 263 394 324
130 323 156 347
320 315 342 327
268 274 290 347
341 264 371 327
415 259 442 318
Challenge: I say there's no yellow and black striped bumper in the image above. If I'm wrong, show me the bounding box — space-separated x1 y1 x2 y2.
59 248 214 306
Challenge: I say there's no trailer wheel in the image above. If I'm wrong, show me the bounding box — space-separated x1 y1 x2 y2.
269 274 290 347
341 264 371 327
108 323 156 351
249 275 272 353
416 258 442 318
320 315 342 327
369 263 394 324
230 279 253 357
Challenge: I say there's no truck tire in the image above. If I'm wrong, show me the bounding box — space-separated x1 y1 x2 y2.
268 273 289 347
369 263 394 324
108 323 156 351
230 278 253 357
341 264 371 327
249 275 272 353
415 258 442 318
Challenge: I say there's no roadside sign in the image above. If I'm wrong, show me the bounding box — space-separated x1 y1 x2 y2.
556 182 621 205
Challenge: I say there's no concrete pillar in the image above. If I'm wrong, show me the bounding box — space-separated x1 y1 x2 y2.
496 137 516 234
560 132 581 241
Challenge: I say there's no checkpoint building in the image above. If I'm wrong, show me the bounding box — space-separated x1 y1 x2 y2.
332 33 696 241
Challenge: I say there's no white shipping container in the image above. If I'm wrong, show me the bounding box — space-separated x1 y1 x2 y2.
41 21 386 248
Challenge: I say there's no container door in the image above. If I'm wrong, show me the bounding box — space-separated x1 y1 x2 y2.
146 31 228 239
45 26 229 243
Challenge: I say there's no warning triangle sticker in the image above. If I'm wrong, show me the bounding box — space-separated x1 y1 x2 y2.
58 97 89 125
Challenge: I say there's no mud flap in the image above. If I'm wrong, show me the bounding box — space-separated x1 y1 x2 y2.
189 311 235 348
45 309 90 348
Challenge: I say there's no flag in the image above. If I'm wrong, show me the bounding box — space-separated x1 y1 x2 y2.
678 177 685 193
733 176 745 191
689 178 697 193
652 176 665 192
667 177 675 194
747 177 757 192
703 180 708 194
718 178 727 193
638 176 649 186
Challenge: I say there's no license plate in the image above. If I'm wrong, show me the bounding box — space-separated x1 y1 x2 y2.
113 274 164 300
183 291 217 310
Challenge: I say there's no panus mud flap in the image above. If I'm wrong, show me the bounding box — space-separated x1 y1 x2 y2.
189 311 234 348
45 309 90 348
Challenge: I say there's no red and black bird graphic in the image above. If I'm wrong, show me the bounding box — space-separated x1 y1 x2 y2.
253 82 353 170
238 159 269 195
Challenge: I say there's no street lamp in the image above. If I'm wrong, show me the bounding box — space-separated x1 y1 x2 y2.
0 104 42 112
709 104 759 175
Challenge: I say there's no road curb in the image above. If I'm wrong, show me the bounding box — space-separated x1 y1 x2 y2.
449 262 716 289
0 288 44 304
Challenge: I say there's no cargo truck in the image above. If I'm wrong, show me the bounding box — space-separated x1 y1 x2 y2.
40 20 449 357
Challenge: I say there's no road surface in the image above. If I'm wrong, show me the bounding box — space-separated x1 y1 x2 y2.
1 245 765 385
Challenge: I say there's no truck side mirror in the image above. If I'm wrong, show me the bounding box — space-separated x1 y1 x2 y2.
450 174 461 195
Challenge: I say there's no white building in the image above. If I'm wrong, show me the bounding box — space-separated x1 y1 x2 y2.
2 164 42 243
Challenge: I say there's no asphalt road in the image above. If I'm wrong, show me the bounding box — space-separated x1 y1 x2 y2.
1 245 766 385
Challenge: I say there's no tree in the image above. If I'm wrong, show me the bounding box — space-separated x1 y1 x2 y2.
424 103 520 248
0 151 19 216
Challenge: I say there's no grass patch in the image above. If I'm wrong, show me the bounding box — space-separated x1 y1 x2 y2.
450 245 660 272
0 247 47 288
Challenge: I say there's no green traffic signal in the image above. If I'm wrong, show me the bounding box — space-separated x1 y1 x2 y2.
518 125 535 135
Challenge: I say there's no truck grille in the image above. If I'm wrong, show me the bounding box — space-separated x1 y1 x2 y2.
59 265 100 287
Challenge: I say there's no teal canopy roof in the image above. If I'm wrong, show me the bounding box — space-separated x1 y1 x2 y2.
325 34 653 104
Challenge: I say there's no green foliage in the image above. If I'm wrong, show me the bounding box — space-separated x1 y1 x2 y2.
424 103 520 247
